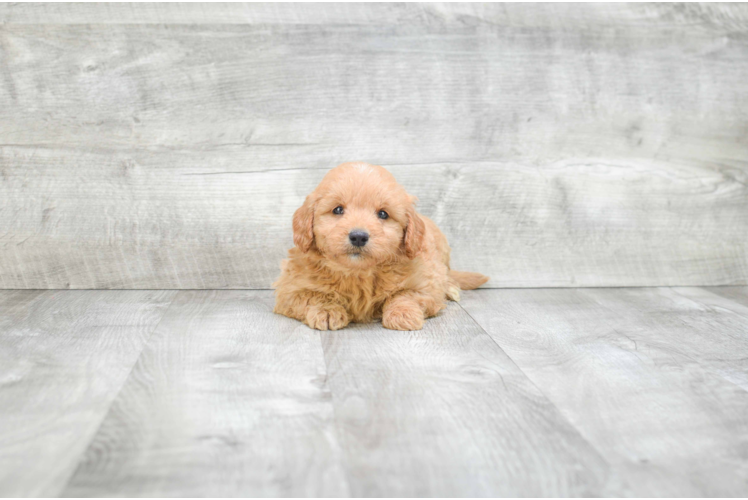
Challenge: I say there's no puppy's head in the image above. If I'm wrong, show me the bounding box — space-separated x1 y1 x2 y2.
292 162 424 268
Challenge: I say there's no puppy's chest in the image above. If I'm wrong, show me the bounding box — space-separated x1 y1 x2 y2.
337 273 402 321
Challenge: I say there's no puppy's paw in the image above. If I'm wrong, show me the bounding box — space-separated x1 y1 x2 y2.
446 285 461 302
305 304 350 331
382 305 424 331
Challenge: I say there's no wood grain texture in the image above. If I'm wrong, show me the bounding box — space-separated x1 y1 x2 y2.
630 286 748 391
62 290 349 497
704 285 748 307
2 18 747 160
0 289 175 497
460 288 748 497
1 153 746 289
1 4 747 288
321 302 621 497
2 287 747 496
1 3 747 28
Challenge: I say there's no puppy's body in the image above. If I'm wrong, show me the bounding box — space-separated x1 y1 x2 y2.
273 162 488 330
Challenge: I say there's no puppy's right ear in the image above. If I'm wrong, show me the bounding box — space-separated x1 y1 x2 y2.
292 195 315 252
403 205 425 259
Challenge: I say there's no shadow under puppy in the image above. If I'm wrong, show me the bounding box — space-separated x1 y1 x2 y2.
273 162 488 330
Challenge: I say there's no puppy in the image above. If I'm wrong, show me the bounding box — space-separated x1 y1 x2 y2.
273 162 488 331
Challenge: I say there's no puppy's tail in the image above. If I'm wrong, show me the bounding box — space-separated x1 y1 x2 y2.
450 270 489 290
446 270 489 302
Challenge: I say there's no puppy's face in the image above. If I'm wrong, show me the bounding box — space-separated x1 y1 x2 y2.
292 162 424 268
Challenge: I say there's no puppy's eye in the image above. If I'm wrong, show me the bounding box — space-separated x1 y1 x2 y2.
377 210 389 220
332 206 344 215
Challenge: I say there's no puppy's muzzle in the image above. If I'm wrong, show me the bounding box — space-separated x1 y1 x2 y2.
348 230 369 247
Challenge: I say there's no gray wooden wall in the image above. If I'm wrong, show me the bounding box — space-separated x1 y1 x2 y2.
1 3 747 289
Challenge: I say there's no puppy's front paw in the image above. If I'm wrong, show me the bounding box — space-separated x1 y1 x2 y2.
305 304 350 331
382 305 424 331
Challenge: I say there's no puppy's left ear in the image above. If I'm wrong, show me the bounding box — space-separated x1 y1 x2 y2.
403 205 425 259
292 195 316 252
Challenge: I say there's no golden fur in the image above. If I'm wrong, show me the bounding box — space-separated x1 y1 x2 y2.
273 162 489 331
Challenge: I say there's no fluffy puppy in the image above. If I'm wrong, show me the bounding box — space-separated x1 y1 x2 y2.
273 162 488 331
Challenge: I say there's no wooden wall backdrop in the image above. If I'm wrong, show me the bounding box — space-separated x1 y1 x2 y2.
1 3 747 289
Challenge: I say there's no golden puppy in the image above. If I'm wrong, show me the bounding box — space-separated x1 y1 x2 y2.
273 162 488 331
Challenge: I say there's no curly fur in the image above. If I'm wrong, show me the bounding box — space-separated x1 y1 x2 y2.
273 162 488 331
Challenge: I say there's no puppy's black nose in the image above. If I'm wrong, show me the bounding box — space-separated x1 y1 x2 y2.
349 230 369 247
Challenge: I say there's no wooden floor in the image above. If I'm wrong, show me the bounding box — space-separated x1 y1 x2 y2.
1 287 747 497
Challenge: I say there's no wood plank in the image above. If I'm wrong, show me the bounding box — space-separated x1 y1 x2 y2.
640 286 748 391
460 288 748 496
1 6 747 289
1 3 746 29
2 22 747 162
320 302 621 496
0 289 176 497
537 286 748 392
703 286 748 308
1 152 746 289
62 290 349 497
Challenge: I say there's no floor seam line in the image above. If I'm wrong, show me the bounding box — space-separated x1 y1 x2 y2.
664 286 748 395
672 286 748 320
315 331 355 497
53 290 182 496
579 286 748 397
454 298 626 492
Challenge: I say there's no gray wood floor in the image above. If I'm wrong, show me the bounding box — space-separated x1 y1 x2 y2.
1 288 747 497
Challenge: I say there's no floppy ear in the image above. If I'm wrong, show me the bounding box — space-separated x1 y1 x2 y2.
292 195 316 252
403 206 425 259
